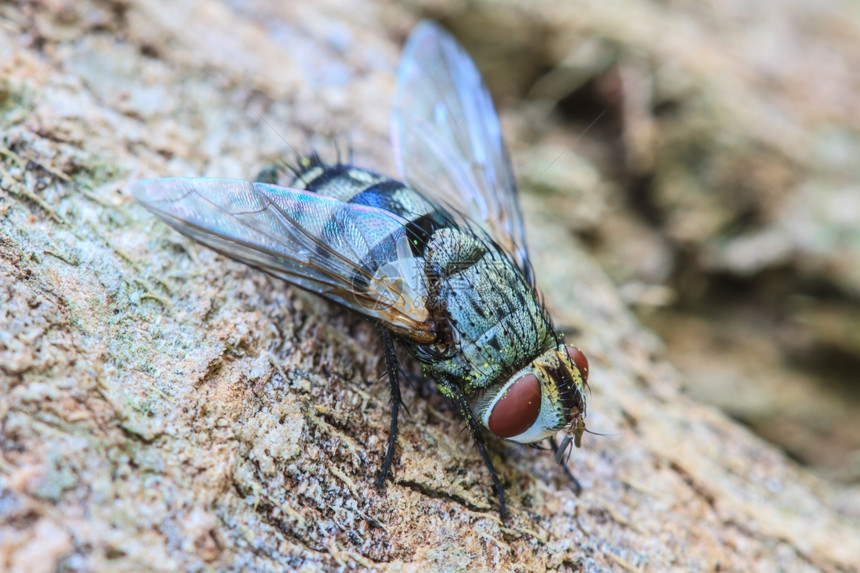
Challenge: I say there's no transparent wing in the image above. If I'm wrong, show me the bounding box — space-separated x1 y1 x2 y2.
132 178 435 342
390 20 533 283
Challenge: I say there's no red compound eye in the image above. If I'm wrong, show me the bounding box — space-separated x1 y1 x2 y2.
566 346 589 382
488 374 541 438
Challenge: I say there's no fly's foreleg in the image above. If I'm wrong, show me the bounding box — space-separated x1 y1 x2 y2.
375 327 402 488
550 435 583 495
440 379 508 519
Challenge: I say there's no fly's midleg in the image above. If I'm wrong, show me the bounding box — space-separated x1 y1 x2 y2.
376 327 402 487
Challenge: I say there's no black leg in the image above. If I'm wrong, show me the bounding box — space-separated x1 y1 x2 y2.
550 435 582 495
375 327 401 488
442 380 508 519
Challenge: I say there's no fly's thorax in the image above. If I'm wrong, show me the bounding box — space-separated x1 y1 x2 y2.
423 227 486 276
471 344 588 444
418 227 556 391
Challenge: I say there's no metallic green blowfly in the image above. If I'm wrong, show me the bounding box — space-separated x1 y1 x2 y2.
132 21 589 518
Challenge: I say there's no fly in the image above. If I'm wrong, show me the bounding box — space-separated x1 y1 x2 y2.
132 21 589 519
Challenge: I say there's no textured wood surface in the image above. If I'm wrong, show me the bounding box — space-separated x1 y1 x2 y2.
1 1 858 571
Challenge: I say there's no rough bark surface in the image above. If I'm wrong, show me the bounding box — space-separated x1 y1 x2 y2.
1 1 858 572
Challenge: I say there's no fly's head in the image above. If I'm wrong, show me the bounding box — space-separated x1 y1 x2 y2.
472 344 589 445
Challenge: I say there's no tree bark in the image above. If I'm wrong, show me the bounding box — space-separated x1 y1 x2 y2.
1 1 858 571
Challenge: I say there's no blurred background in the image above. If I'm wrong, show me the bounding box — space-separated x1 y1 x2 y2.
398 0 860 483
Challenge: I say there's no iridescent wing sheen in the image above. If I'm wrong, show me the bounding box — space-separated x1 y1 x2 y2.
132 178 435 342
390 20 534 283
